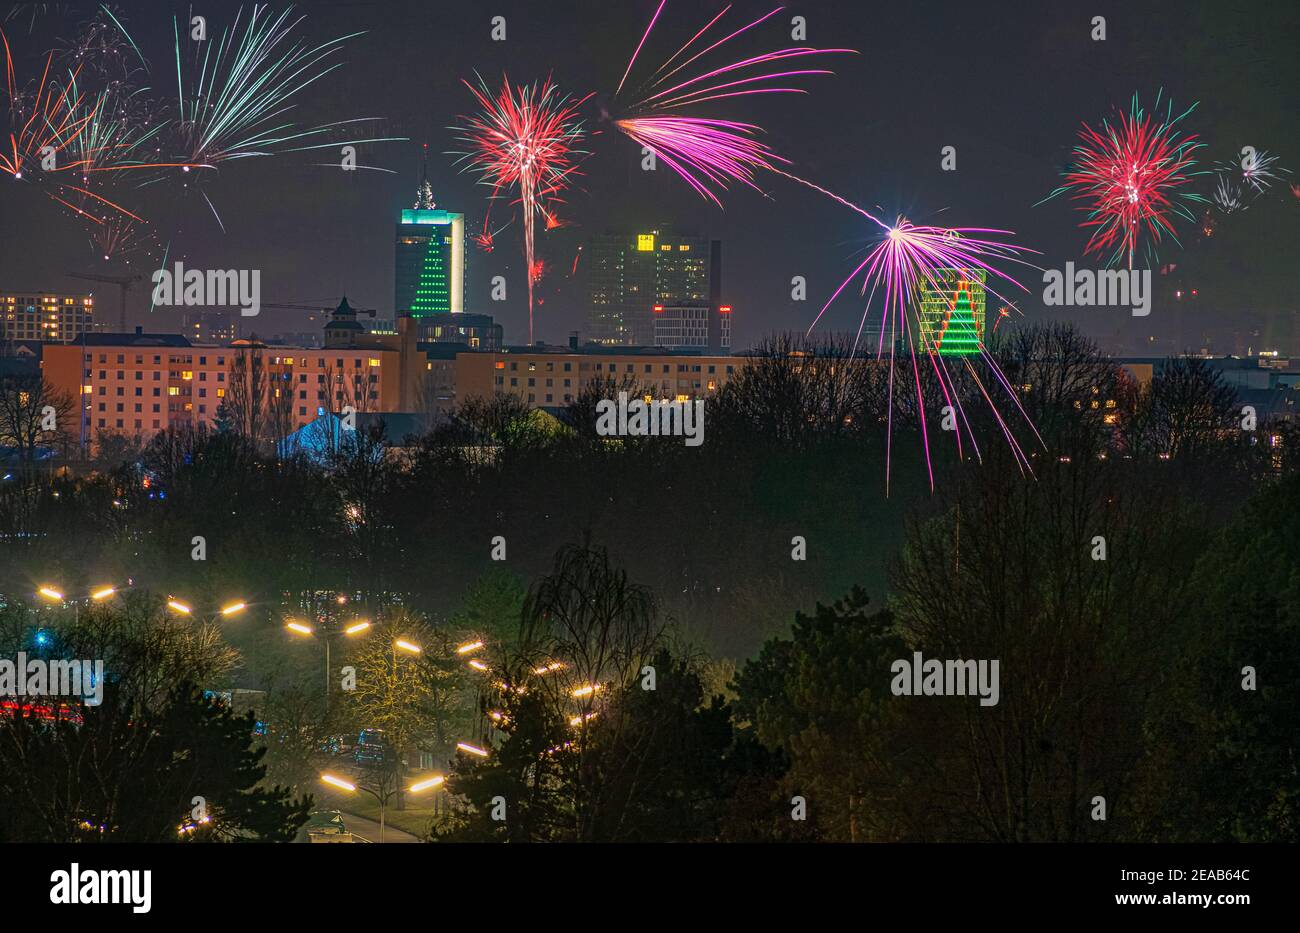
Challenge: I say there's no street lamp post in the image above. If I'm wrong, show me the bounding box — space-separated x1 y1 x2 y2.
319 771 443 843
285 618 372 711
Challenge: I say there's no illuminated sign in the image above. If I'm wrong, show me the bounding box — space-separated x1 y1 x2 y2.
637 234 655 252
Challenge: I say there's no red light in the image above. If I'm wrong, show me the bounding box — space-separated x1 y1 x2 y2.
719 305 732 313
653 305 664 312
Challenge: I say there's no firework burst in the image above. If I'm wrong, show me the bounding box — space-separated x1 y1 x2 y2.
171 6 392 167
610 1 854 206
1212 173 1247 214
788 173 1041 491
1042 91 1206 269
454 73 589 343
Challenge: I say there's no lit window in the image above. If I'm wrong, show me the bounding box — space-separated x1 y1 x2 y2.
168 387 179 396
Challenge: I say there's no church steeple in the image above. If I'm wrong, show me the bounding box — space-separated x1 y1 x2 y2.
414 143 436 210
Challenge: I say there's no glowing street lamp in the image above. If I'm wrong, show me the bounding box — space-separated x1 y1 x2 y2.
408 775 445 793
166 599 193 615
456 640 484 655
467 659 489 672
286 620 313 636
37 586 64 602
571 683 602 698
344 620 372 636
90 586 116 601
318 773 399 842
394 639 421 654
456 742 489 758
220 601 247 617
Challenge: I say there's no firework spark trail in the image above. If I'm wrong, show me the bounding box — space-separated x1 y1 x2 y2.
1041 91 1206 269
164 5 405 228
172 8 388 164
611 2 854 205
773 169 1041 491
2 31 96 179
454 73 589 343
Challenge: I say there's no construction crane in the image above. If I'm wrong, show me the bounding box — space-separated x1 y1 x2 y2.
261 301 378 318
66 272 143 332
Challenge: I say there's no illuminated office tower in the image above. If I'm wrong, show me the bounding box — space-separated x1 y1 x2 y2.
586 229 712 346
915 269 987 356
395 154 464 316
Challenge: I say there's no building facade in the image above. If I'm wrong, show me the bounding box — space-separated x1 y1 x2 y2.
42 330 403 451
586 230 715 346
914 270 987 356
395 164 464 316
2 292 95 342
653 303 732 350
455 347 744 407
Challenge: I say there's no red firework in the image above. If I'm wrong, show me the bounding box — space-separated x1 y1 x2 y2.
455 74 589 344
1043 92 1206 269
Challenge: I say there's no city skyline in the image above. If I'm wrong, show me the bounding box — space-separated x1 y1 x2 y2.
0 1 1294 355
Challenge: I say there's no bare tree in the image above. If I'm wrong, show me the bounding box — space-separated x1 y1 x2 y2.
225 342 268 448
0 373 73 461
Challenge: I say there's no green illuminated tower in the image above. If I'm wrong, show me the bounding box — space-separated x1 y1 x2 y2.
915 269 986 356
395 147 464 316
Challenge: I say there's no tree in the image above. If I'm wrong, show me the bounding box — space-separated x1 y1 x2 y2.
448 567 527 653
0 372 73 461
732 588 910 841
0 681 311 842
342 611 470 780
1164 473 1300 841
225 341 268 447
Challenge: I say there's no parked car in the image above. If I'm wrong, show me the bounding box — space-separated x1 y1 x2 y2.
353 728 389 766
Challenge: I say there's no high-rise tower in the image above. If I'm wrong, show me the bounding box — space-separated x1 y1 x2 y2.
395 145 464 316
915 269 987 356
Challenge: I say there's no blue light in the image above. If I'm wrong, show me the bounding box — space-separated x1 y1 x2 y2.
34 630 50 647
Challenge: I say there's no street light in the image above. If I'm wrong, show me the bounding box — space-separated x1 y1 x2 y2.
408 775 445 793
288 618 372 709
320 773 356 792
166 599 192 615
37 586 64 602
90 586 116 601
394 639 421 654
220 601 247 617
456 742 489 758
456 640 484 655
319 772 401 843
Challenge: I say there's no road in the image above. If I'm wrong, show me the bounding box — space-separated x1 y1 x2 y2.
335 810 421 843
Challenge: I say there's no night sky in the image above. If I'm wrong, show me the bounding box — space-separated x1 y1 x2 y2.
1 0 1296 351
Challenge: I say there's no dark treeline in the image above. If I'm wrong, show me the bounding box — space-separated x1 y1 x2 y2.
0 324 1296 841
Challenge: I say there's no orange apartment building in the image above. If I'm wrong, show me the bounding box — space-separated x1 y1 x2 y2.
36 299 748 450
42 331 405 450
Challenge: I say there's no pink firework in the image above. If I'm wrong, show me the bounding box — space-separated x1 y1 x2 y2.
455 74 590 343
785 172 1042 492
612 1 854 205
1043 91 1206 269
